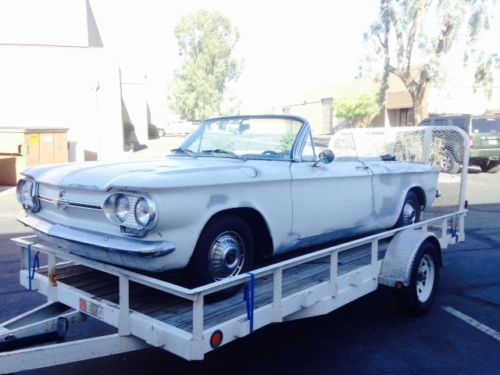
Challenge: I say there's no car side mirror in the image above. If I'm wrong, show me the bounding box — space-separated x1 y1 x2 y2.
314 149 335 166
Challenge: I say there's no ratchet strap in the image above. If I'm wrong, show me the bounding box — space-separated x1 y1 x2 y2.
27 244 40 291
244 272 256 334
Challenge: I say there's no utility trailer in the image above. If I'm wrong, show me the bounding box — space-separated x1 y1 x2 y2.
0 126 469 372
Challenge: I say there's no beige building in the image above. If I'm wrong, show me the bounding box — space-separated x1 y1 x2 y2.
0 0 149 164
279 66 500 135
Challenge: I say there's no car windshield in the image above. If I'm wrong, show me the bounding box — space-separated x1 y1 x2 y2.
175 116 304 160
471 117 500 133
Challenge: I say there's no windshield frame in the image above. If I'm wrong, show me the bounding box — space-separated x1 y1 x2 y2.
174 115 310 162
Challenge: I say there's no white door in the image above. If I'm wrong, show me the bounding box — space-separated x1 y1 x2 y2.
290 159 373 244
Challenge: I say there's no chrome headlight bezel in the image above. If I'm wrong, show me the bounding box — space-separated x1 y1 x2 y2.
102 192 157 236
16 178 40 213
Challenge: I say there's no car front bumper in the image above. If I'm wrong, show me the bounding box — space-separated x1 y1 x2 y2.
17 212 176 272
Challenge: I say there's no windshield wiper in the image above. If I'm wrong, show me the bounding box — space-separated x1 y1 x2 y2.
201 149 246 160
170 147 196 158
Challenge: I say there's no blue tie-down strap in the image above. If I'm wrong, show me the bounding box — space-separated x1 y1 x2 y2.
450 226 459 243
244 272 256 334
27 244 40 291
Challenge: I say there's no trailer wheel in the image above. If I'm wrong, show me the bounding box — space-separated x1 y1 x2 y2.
394 241 440 316
187 215 255 299
395 191 421 227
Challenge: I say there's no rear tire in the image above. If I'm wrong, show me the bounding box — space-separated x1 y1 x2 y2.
187 215 255 300
395 191 421 228
394 241 440 316
479 160 500 173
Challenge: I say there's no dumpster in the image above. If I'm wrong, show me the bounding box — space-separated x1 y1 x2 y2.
0 127 68 185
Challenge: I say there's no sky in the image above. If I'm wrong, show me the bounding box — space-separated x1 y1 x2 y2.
1 0 499 118
90 0 380 114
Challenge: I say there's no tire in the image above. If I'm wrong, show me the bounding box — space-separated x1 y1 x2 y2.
480 160 500 173
440 149 460 174
395 191 421 228
187 215 255 299
394 241 440 316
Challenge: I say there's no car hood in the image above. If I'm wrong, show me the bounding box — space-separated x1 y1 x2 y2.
22 157 262 191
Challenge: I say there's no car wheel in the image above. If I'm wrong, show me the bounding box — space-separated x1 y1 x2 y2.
187 215 255 298
394 241 440 316
395 191 421 227
440 150 460 174
479 160 500 173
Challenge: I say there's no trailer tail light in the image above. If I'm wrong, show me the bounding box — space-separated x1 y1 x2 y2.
210 330 223 348
469 135 475 149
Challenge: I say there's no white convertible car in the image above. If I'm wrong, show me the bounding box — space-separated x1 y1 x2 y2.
17 115 439 286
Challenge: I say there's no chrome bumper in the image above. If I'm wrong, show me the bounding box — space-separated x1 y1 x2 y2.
17 212 176 272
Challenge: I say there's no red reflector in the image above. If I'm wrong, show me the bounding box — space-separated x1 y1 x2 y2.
210 330 223 348
395 281 405 290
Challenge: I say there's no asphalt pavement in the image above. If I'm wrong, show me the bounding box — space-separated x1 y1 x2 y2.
0 167 499 374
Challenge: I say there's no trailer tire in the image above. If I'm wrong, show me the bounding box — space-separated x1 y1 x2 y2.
395 191 421 227
394 240 440 316
187 214 255 300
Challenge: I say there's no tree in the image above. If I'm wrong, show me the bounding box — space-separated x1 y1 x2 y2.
169 10 241 120
334 92 380 127
365 0 496 123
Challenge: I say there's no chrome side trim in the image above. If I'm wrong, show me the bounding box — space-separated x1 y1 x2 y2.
17 212 175 257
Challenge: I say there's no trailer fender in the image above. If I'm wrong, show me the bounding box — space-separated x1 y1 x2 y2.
378 229 442 288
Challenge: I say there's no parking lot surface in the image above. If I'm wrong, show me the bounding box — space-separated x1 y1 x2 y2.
0 166 499 374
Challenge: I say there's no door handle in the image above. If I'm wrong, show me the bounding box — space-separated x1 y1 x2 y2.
356 165 369 170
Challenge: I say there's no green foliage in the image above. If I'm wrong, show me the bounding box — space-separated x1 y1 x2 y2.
279 131 297 153
169 10 241 120
334 93 380 127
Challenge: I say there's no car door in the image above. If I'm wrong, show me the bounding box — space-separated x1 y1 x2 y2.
289 132 374 247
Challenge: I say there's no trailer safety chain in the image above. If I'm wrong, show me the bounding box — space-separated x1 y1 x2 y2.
27 244 40 291
244 272 256 334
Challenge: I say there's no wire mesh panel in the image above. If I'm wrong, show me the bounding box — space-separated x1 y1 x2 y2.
329 126 469 220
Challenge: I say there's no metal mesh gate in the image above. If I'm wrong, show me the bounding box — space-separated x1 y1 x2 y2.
329 126 469 220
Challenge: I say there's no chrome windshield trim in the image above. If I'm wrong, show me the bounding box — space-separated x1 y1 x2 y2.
17 212 175 257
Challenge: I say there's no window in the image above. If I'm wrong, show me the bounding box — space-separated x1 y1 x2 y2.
302 133 316 161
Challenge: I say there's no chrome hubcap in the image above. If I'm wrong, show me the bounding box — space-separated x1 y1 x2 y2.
416 254 435 302
208 231 245 281
402 201 417 225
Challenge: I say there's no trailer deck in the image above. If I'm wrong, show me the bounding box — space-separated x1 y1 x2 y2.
1 211 465 373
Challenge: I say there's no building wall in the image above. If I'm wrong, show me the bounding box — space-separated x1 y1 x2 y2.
0 45 123 162
0 0 133 162
282 99 334 135
121 78 148 145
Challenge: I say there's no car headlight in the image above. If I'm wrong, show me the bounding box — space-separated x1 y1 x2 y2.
102 192 156 236
115 194 130 222
16 179 40 213
135 197 154 226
